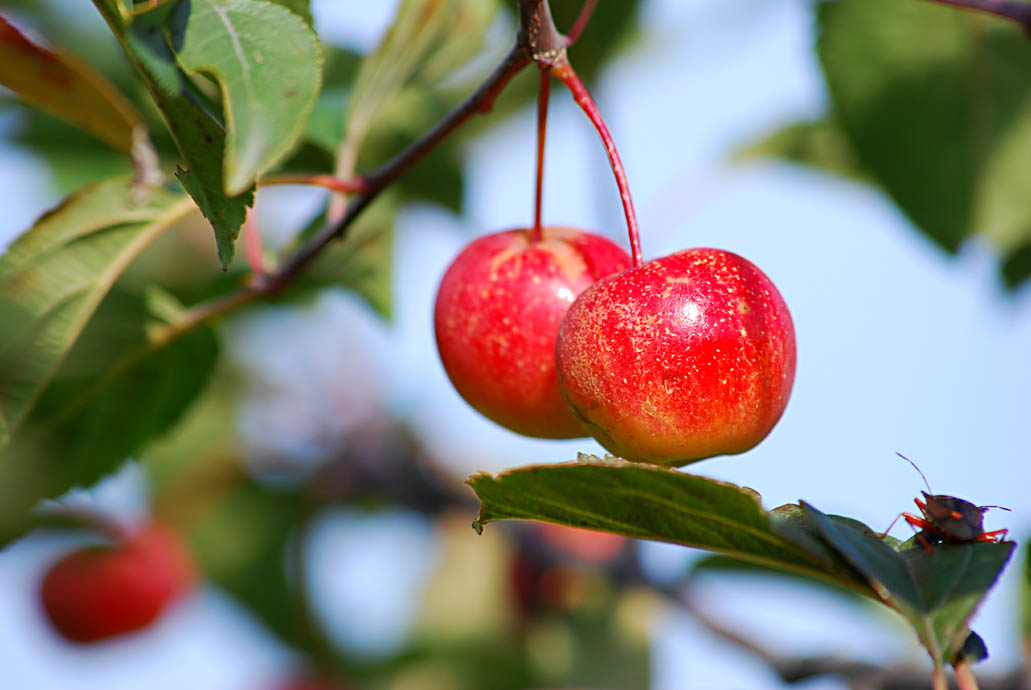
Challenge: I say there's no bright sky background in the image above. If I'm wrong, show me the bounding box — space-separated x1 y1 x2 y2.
0 1 1028 689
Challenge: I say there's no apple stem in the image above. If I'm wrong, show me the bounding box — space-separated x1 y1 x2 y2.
551 59 643 268
532 69 551 243
565 0 598 46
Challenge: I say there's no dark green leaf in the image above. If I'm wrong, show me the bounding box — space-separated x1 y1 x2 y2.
687 549 869 604
290 193 396 319
547 0 642 84
818 0 1031 283
734 119 869 183
11 109 135 193
0 176 193 445
190 478 301 642
468 455 873 595
340 0 498 175
1001 240 1031 290
92 0 254 269
0 287 219 545
799 501 1014 665
172 0 323 196
0 13 145 155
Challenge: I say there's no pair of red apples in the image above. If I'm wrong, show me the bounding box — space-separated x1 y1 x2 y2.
434 230 796 465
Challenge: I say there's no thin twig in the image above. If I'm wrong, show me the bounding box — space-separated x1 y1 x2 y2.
920 0 1031 37
265 45 530 293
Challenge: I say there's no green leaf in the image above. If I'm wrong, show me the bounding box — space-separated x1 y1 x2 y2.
172 0 323 196
0 177 193 445
818 0 1031 286
734 119 869 183
92 0 254 270
799 502 1014 665
190 478 302 642
0 287 219 545
264 0 311 27
0 14 145 155
468 455 873 595
281 190 396 319
547 0 642 84
342 0 498 170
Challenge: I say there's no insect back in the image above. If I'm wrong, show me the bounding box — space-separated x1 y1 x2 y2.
881 454 1010 551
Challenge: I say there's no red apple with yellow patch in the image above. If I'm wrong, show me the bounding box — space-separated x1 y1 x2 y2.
434 227 631 438
555 247 795 465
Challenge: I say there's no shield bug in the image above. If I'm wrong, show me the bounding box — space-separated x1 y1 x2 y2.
881 453 1010 551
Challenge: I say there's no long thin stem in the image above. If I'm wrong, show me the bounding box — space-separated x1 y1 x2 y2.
532 69 550 241
551 59 643 267
565 0 599 46
920 0 1031 36
259 173 368 195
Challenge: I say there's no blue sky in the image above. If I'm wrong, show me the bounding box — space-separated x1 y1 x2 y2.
1 1 1028 689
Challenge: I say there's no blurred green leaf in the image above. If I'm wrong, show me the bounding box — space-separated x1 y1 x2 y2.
818 0 1031 287
734 119 869 183
10 108 135 193
0 13 145 155
468 455 873 595
799 501 1014 665
686 552 870 604
172 0 323 196
190 477 302 641
0 287 219 545
548 0 642 85
92 0 254 270
0 176 192 446
341 0 498 174
290 192 396 319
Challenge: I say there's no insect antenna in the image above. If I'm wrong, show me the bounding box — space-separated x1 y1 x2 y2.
979 505 1011 512
896 452 933 495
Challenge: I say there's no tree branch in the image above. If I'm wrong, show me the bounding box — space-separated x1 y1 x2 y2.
920 0 1031 37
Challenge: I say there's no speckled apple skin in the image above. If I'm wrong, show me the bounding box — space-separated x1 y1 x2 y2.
40 523 196 643
434 227 632 439
555 248 796 465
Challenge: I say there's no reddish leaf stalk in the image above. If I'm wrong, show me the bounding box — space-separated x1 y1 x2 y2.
565 0 599 46
243 208 264 276
551 59 643 268
954 659 981 690
920 0 1031 36
532 69 550 242
259 173 368 194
